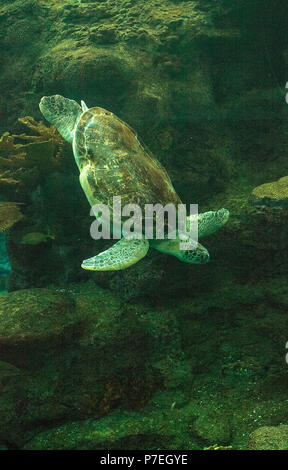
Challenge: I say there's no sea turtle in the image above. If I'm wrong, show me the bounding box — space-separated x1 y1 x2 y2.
39 95 229 271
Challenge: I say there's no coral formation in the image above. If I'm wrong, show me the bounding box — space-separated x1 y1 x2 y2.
0 117 72 198
0 115 91 290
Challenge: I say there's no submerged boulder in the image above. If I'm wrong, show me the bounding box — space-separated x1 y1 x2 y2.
0 288 78 366
248 425 288 450
23 410 182 450
250 176 288 208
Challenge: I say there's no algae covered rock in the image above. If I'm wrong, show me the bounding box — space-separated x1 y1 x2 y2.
0 288 76 342
0 202 24 233
194 412 231 445
23 410 177 450
0 288 78 366
248 425 288 450
0 283 187 448
250 176 288 208
0 278 288 449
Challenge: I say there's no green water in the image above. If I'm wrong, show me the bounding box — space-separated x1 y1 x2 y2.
0 0 288 451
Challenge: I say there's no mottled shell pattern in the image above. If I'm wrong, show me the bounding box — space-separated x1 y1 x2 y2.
73 107 182 213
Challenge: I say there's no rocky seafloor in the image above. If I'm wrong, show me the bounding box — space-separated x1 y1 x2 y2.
0 0 288 450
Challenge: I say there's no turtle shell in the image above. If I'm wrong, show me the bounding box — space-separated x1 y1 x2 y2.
74 107 181 213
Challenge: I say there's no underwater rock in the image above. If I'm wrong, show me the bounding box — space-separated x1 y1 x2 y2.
250 177 288 208
22 409 189 450
248 425 288 450
193 412 231 445
0 282 190 448
0 289 77 366
0 360 20 379
89 25 118 44
0 278 287 449
0 202 24 233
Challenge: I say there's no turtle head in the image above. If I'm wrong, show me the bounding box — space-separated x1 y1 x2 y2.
39 95 82 144
81 100 89 112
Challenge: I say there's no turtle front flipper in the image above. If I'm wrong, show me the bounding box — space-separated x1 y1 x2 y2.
81 238 149 271
187 208 229 238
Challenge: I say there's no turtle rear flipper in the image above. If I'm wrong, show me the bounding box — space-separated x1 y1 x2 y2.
81 238 149 271
173 242 209 264
151 236 209 264
39 95 82 143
